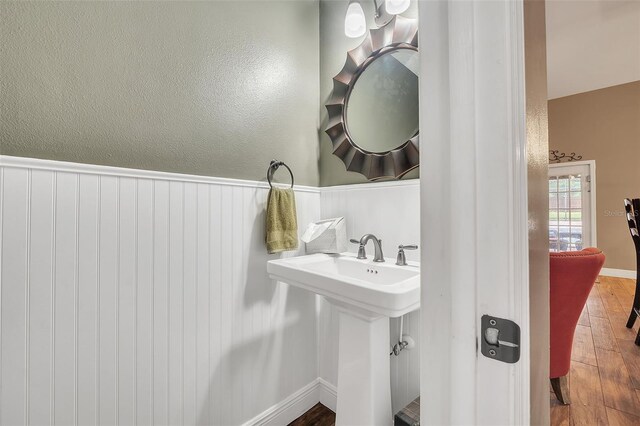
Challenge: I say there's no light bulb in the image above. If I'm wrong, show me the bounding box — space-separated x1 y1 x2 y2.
385 0 410 15
344 2 366 38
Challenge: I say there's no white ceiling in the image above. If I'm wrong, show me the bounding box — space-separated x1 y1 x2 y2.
545 0 640 99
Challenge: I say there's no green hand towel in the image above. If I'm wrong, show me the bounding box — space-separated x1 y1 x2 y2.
265 187 299 254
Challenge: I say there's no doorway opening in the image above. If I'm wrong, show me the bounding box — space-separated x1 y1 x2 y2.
548 161 596 252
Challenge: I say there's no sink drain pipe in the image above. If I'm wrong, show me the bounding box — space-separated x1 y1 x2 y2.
390 315 412 356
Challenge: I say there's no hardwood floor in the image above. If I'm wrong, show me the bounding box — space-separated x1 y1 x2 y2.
551 276 640 425
290 277 640 425
288 403 335 426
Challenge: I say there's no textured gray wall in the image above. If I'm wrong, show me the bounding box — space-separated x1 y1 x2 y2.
0 1 320 186
319 0 419 186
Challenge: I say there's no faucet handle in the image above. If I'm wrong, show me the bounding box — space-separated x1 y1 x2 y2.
396 244 418 266
399 244 418 250
350 238 367 259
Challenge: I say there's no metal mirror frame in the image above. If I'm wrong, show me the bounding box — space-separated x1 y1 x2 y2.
325 15 419 181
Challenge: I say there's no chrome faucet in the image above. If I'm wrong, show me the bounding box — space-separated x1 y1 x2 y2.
350 234 385 262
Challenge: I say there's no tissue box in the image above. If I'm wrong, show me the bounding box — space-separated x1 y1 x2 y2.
301 217 347 254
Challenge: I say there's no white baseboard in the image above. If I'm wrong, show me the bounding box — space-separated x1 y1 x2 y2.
318 378 338 413
243 378 336 426
601 268 637 280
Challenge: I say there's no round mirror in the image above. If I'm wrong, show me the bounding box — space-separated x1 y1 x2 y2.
325 16 419 180
346 49 419 154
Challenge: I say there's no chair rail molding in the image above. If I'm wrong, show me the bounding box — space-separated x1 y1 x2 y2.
0 155 320 193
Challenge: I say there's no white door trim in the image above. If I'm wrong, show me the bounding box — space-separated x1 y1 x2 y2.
548 160 597 248
419 0 530 424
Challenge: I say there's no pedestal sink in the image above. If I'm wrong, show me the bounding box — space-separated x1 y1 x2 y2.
267 253 420 425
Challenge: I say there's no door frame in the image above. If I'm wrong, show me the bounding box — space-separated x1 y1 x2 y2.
418 0 547 424
548 160 597 249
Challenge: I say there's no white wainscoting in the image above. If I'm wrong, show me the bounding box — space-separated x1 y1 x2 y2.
320 180 421 414
0 156 422 424
0 157 322 426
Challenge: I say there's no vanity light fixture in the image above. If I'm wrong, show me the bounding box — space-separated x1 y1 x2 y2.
344 1 367 38
345 1 411 38
385 0 411 15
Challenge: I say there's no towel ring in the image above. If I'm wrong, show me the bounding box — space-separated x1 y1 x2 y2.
267 160 294 189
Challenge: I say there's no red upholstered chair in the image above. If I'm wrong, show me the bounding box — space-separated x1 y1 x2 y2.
550 248 605 404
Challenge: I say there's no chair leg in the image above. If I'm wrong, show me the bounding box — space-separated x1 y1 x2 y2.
551 376 571 405
635 327 640 346
626 309 637 329
628 272 640 328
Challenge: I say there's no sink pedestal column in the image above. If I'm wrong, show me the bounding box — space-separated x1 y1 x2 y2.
335 306 392 426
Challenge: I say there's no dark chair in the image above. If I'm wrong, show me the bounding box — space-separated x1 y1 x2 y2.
623 198 640 345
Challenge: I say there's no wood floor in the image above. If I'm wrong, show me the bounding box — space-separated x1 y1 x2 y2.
551 276 640 426
288 403 335 426
290 277 640 426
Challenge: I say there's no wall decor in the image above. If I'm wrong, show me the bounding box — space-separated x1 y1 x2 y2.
549 150 583 163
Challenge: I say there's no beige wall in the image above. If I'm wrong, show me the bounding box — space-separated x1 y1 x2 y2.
549 81 640 271
318 0 419 186
0 1 320 185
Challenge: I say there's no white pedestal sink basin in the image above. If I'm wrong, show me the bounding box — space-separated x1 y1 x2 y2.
267 253 420 425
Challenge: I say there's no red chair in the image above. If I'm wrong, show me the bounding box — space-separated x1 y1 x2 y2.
550 248 605 404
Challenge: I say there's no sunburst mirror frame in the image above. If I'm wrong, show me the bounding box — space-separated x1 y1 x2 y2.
325 15 419 181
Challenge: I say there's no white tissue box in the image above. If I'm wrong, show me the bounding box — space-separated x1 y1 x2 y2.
301 217 347 254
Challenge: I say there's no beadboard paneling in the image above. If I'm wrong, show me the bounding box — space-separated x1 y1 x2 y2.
0 158 321 426
320 181 421 414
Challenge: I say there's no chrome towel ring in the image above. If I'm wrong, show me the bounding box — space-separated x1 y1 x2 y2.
267 160 294 189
